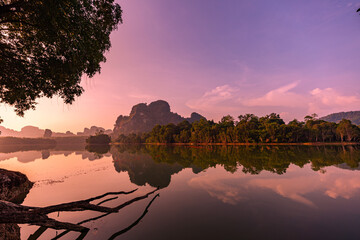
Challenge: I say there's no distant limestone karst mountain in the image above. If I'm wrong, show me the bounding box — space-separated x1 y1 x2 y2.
112 100 205 137
0 125 112 138
320 111 360 125
76 126 112 136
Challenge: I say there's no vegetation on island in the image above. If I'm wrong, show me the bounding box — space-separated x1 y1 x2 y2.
114 113 360 144
86 133 111 145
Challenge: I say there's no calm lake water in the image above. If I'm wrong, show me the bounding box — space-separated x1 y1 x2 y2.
1 145 360 240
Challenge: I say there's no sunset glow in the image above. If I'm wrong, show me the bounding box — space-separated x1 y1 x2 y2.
1 0 360 132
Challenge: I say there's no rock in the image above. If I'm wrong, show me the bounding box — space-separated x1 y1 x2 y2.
0 169 33 239
113 100 206 137
0 169 33 204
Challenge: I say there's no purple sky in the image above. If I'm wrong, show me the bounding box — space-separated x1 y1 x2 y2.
1 0 360 132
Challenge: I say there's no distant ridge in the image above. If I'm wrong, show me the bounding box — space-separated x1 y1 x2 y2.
0 125 112 138
320 111 360 125
112 100 205 137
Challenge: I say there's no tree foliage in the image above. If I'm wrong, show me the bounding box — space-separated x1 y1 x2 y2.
115 113 360 144
86 133 111 145
0 0 122 115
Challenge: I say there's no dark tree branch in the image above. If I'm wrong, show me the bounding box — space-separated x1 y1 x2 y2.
108 193 160 240
15 187 160 240
0 0 25 16
35 189 138 214
0 19 36 26
51 188 160 240
85 188 138 202
96 196 119 206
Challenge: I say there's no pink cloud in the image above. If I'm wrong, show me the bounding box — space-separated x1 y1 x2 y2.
243 81 306 108
186 84 238 113
188 164 360 208
309 88 360 115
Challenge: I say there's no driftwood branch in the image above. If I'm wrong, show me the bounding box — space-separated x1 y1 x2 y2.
108 193 160 240
34 188 139 214
0 187 160 240
51 188 160 240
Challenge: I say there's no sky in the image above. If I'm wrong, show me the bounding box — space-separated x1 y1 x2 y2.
1 0 360 133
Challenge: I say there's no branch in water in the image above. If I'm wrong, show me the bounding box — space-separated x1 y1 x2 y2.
108 193 160 240
19 187 160 240
51 188 160 240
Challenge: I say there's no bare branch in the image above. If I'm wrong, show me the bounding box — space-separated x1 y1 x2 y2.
2 187 160 240
108 193 160 240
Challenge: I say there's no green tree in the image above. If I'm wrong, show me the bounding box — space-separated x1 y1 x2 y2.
236 114 259 143
0 0 122 116
259 113 285 142
285 119 305 142
337 119 359 142
175 121 192 143
191 119 214 143
218 115 235 143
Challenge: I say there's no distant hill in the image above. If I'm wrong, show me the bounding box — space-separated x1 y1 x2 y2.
0 126 75 138
113 100 205 137
320 111 360 125
0 126 46 138
76 126 112 136
0 125 112 138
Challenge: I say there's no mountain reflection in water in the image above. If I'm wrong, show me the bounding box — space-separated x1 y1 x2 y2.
0 144 360 240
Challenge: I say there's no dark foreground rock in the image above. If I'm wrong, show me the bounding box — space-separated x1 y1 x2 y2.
0 169 33 204
0 168 33 239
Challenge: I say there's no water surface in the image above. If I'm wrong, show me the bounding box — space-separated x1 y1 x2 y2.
1 145 360 240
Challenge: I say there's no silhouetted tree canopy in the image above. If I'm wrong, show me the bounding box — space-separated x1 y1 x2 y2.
0 0 122 116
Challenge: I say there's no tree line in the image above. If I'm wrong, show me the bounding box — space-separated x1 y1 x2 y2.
114 113 360 144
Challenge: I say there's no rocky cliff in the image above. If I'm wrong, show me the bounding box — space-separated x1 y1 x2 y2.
113 100 205 137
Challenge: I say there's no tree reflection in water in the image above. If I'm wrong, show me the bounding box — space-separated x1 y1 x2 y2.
1 144 360 239
111 145 360 189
